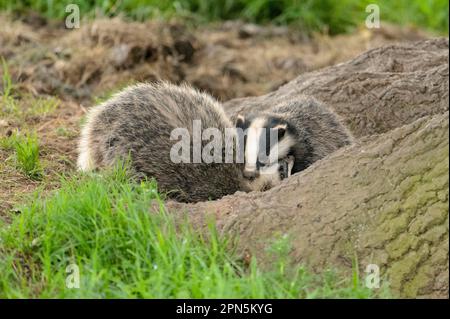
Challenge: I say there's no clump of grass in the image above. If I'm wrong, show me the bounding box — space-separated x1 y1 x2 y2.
1 57 59 119
0 131 17 151
26 96 59 118
0 164 382 298
3 95 60 120
13 132 43 180
0 131 42 179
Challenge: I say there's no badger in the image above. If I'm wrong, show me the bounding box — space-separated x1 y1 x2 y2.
235 98 353 183
78 82 281 202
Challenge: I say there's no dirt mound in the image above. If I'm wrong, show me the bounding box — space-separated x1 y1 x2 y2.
169 111 449 298
225 38 449 137
166 38 449 298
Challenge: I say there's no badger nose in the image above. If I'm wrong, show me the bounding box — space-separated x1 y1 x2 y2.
243 169 258 180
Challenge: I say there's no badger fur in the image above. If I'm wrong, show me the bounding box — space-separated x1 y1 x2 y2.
235 97 353 182
78 82 262 202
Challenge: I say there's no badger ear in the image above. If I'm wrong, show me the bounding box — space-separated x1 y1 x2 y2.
235 114 246 129
273 123 287 139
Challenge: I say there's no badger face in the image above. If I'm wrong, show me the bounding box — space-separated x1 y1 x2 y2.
235 113 295 190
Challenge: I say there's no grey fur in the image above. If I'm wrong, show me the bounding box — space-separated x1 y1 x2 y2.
78 82 251 202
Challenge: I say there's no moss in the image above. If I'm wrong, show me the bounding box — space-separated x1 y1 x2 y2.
387 243 430 293
409 201 448 235
402 264 432 297
378 211 410 241
402 184 440 211
397 175 422 196
386 233 419 260
422 222 448 243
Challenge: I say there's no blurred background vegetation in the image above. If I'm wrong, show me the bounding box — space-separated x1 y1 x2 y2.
0 0 448 35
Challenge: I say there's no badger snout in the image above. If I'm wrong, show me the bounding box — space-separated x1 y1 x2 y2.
243 168 259 180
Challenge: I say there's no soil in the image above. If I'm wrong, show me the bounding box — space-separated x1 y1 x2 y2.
0 12 433 214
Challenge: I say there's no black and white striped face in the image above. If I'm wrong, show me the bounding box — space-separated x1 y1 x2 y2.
236 114 295 187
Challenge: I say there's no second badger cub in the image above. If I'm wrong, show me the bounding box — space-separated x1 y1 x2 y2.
78 82 264 202
235 98 353 183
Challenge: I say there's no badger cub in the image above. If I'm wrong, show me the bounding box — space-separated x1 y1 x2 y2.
78 82 268 202
236 98 353 184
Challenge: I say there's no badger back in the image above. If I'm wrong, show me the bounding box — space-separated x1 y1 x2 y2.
78 82 244 202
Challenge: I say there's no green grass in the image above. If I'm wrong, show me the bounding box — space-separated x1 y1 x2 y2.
1 57 59 120
0 59 45 180
1 130 43 180
0 0 447 34
0 164 384 298
0 132 17 151
1 94 60 119
12 132 43 180
26 96 59 118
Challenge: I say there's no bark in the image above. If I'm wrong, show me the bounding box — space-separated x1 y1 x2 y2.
224 38 449 138
165 39 449 298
